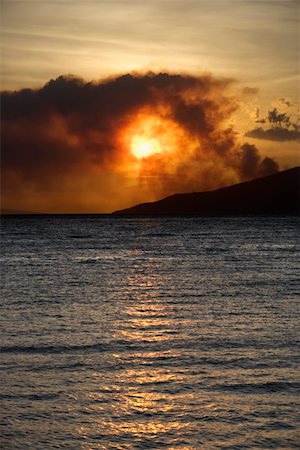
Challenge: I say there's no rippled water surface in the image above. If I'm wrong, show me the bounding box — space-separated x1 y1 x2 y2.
1 216 299 449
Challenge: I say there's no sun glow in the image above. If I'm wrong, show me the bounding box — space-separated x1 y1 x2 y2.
121 111 192 176
131 136 161 159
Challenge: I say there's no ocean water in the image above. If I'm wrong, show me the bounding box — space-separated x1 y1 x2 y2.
0 215 299 449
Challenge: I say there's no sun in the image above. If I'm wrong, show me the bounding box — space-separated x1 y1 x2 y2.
131 136 161 159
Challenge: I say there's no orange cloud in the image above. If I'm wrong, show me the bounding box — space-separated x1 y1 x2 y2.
1 72 278 212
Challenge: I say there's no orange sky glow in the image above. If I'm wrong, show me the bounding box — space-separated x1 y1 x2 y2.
1 1 299 213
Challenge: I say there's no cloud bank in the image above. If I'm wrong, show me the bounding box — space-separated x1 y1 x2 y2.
246 107 300 142
1 72 279 212
246 126 300 142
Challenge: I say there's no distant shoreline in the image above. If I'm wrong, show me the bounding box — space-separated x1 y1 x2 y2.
2 167 299 217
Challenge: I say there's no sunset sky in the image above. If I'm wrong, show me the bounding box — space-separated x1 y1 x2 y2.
1 0 299 213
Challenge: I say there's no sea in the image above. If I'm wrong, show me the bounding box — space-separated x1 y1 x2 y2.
0 215 299 449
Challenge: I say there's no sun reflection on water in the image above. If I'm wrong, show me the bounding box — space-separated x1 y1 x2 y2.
77 272 199 447
77 265 299 449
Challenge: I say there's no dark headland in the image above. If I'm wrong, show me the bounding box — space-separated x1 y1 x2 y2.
114 167 300 215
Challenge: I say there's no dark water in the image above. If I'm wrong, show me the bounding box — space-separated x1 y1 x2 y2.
1 215 299 449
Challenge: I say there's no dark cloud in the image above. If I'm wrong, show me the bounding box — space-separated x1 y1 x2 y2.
247 106 300 142
268 108 291 127
1 72 279 212
245 126 300 142
260 156 279 176
237 143 278 179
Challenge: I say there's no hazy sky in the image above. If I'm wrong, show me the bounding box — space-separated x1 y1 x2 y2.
1 0 299 212
1 0 299 96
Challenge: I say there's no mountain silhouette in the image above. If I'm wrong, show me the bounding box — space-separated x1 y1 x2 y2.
114 167 300 215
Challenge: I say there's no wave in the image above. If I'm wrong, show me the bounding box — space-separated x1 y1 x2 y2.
0 342 111 354
214 381 300 393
